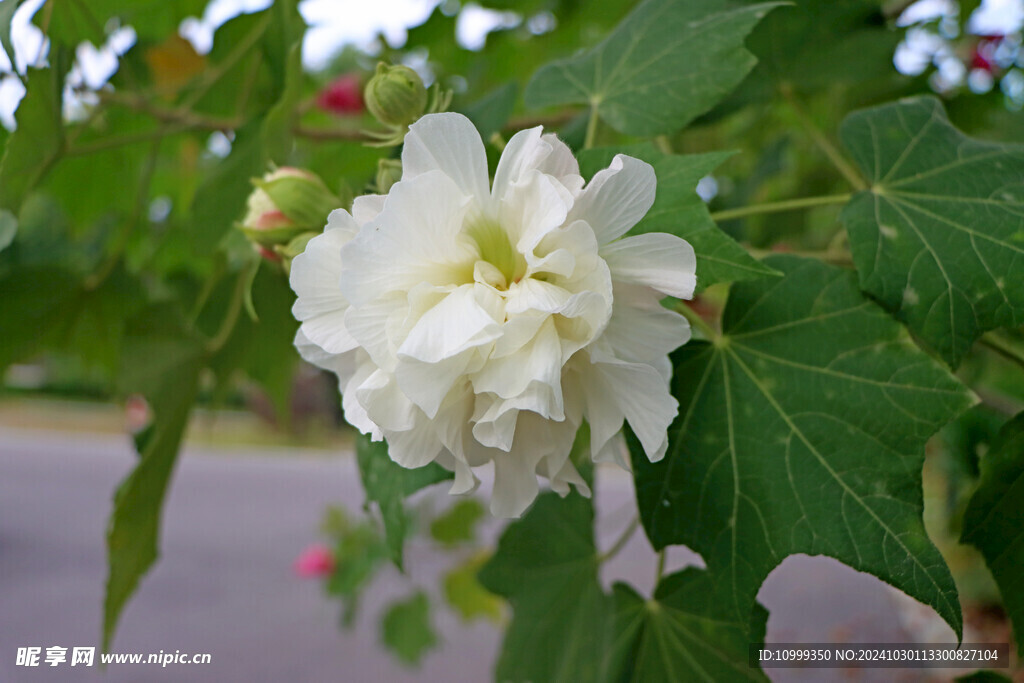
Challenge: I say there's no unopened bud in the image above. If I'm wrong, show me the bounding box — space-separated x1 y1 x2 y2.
375 159 403 193
364 62 427 128
239 167 339 247
274 231 318 275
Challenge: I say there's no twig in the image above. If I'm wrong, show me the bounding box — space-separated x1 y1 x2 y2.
780 83 867 192
710 194 852 222
598 517 640 563
979 332 1024 371
677 301 719 341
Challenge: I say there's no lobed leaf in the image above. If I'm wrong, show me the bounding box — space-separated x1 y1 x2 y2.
606 569 769 682
478 492 612 683
442 551 503 623
524 0 783 136
960 411 1024 657
631 256 975 639
354 434 452 570
380 592 438 666
0 53 70 213
839 96 1024 367
104 304 206 651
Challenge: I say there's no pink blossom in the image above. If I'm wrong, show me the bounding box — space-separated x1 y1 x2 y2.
293 543 335 577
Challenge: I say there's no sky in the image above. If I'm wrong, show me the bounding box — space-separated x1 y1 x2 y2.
0 0 1022 128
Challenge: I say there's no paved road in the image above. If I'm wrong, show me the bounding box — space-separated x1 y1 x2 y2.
0 426 947 682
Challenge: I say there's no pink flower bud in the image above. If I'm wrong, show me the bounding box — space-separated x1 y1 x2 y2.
293 543 335 577
124 394 151 434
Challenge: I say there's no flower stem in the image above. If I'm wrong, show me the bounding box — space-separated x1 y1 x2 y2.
980 331 1024 371
584 104 600 150
710 194 852 222
599 517 640 563
677 301 718 341
746 246 854 266
780 84 867 192
205 264 254 355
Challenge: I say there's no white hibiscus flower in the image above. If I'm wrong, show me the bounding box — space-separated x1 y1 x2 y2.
290 112 696 517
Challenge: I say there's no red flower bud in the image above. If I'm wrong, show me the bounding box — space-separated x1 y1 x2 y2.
317 74 364 115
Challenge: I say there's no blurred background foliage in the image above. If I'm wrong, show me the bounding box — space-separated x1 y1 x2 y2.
1 0 1023 672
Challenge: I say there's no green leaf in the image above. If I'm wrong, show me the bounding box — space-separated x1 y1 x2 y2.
631 256 975 640
0 52 71 213
580 145 779 288
961 411 1024 657
354 434 452 570
0 265 81 371
261 42 303 165
605 569 769 682
839 96 1024 367
380 592 438 666
429 498 485 546
478 492 612 683
745 0 900 94
0 209 14 253
184 124 265 270
34 0 207 46
460 82 518 141
524 0 783 137
205 263 299 424
104 304 206 651
323 508 389 627
955 672 1014 683
442 551 503 623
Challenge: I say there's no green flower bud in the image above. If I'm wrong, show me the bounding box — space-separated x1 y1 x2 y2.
375 158 403 194
274 231 319 275
364 62 427 128
239 167 340 247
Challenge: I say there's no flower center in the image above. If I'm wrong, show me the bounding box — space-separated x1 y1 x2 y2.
464 218 525 286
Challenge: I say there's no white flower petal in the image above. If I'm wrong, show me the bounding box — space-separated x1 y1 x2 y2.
602 232 697 299
385 414 445 469
290 214 359 354
544 452 591 498
594 358 678 462
602 283 691 363
397 285 501 363
492 127 582 202
593 432 630 471
500 169 573 254
472 318 563 409
472 399 520 451
402 112 491 208
352 193 386 224
570 355 626 465
344 292 405 372
434 450 479 495
339 170 475 307
567 154 656 244
490 446 543 518
342 354 382 439
504 278 571 315
395 351 476 419
355 369 417 433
